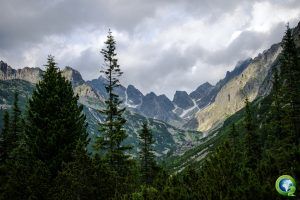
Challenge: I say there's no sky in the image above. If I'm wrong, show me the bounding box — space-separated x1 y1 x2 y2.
0 0 300 99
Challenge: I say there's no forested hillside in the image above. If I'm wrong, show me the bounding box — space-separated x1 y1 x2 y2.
0 24 299 200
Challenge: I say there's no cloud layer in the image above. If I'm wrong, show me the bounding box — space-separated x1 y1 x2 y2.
1 0 300 98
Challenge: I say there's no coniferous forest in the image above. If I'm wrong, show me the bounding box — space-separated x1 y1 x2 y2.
0 24 300 200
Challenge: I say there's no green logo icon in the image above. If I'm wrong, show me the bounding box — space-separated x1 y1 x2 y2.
275 175 296 197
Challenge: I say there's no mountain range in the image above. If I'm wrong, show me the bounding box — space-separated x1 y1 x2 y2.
1 21 300 159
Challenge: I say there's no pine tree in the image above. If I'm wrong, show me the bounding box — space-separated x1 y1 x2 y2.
138 121 156 185
280 24 300 144
279 24 300 185
11 93 22 140
270 68 284 139
0 93 22 163
0 139 50 200
95 30 131 175
25 55 88 177
50 141 97 200
0 111 10 162
228 123 238 140
243 98 260 169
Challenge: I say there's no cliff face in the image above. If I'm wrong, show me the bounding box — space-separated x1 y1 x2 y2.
0 61 43 83
196 44 282 132
196 22 300 132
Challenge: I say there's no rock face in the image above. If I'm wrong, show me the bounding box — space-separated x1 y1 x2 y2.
195 22 300 132
189 82 214 108
61 66 85 86
173 91 194 109
87 76 126 100
88 77 180 123
0 61 43 83
196 44 282 132
126 84 143 106
140 92 176 121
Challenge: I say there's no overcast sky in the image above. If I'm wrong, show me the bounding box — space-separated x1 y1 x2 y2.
0 0 300 98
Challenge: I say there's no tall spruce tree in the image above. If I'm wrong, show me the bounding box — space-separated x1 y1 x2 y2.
279 24 300 183
280 25 300 144
138 121 156 185
0 111 10 163
11 93 22 140
25 56 88 177
95 30 131 175
0 93 22 163
243 98 260 169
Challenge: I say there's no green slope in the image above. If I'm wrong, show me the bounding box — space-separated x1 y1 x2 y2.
0 79 203 158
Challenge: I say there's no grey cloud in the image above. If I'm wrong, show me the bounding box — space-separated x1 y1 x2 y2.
204 22 287 66
0 0 261 50
0 0 299 98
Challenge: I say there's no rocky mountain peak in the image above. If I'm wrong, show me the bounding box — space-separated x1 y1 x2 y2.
189 82 214 101
61 66 85 86
0 61 43 83
173 91 194 109
126 84 143 105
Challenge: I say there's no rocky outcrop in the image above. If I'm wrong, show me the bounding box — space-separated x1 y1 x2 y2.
173 91 194 109
189 82 214 109
0 61 43 83
195 22 300 132
140 92 177 121
126 84 144 105
61 66 85 86
196 44 282 132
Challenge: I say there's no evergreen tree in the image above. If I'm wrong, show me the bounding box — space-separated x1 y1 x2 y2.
0 93 22 163
243 98 260 169
280 24 300 143
95 30 131 175
25 56 88 178
50 141 97 200
279 24 300 186
11 93 22 140
0 139 50 200
270 67 284 140
0 111 10 162
138 121 156 185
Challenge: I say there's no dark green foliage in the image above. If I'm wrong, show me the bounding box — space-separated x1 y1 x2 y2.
280 25 300 144
50 142 97 200
0 93 22 163
95 30 131 174
0 56 90 200
243 98 260 169
11 93 22 140
0 23 299 200
0 111 10 162
0 140 50 200
152 25 300 200
138 121 157 185
25 56 88 177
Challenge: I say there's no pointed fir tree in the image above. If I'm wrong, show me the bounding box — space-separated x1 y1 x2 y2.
50 140 97 200
25 55 88 177
279 24 300 183
11 92 22 140
0 111 10 163
138 121 156 185
243 98 260 169
0 137 50 200
0 93 22 163
280 24 300 144
95 30 131 175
